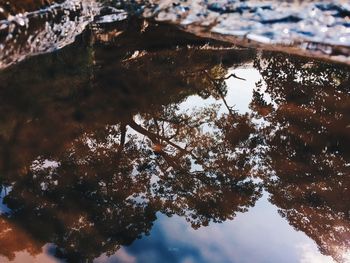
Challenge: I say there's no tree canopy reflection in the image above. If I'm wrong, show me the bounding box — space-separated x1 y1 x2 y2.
0 21 261 262
0 19 349 263
254 52 350 263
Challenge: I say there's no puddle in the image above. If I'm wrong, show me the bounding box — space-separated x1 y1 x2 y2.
0 17 349 263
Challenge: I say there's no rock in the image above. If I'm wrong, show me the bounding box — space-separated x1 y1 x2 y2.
1 0 350 69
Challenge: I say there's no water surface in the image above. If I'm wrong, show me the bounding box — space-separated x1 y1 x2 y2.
0 19 349 263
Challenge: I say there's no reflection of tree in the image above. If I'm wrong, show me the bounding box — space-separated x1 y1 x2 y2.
132 104 260 229
254 52 350 263
4 15 350 262
1 25 350 261
2 130 158 261
0 217 43 260
0 21 260 262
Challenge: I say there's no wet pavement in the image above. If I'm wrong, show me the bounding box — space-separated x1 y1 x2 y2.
0 18 349 263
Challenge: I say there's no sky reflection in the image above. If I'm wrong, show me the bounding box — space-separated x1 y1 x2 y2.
106 194 335 263
0 20 349 263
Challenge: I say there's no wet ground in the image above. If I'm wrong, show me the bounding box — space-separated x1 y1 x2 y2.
2 0 350 68
0 1 350 263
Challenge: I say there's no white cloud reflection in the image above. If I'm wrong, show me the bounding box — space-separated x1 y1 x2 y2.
96 192 337 263
152 193 333 263
298 244 335 263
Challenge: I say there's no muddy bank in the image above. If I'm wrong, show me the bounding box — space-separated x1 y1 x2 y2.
0 0 99 69
1 0 350 69
130 0 350 64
